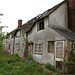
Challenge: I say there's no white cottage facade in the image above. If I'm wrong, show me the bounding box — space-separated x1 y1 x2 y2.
3 0 75 70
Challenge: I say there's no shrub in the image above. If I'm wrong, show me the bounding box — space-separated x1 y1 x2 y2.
43 71 49 75
45 63 55 71
22 61 38 73
33 71 39 75
26 55 34 61
55 69 61 73
5 64 13 70
36 66 44 73
49 72 52 75
0 51 58 75
7 54 20 63
55 73 60 75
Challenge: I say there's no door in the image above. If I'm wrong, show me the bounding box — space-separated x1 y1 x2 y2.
28 43 33 56
55 41 64 61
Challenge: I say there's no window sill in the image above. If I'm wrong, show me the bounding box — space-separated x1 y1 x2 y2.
34 52 42 55
47 52 54 53
37 28 45 31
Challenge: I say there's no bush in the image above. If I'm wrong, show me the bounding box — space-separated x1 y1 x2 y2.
43 71 49 75
45 63 55 71
0 51 59 75
55 69 61 73
7 54 20 63
49 72 52 75
26 55 34 61
36 66 44 73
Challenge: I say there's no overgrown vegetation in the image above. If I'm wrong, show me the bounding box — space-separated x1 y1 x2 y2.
45 63 61 74
0 51 53 75
0 26 55 75
61 43 75 74
0 26 4 56
0 48 61 75
69 47 75 73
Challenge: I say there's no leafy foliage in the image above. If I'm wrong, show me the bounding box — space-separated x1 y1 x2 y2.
61 44 75 74
45 63 55 71
45 63 61 73
0 26 8 56
0 51 52 75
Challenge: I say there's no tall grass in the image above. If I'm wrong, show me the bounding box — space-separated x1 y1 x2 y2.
0 51 52 75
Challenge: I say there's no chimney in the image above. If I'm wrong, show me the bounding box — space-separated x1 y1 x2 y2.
67 0 75 32
18 19 22 27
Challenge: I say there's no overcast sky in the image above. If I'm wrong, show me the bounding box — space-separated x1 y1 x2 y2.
0 0 64 33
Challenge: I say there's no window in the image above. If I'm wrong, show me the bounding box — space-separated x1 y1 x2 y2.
37 19 44 31
56 42 64 58
16 43 20 51
9 44 10 49
35 44 42 54
48 41 54 52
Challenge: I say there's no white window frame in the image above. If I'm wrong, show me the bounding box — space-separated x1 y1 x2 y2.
55 41 64 61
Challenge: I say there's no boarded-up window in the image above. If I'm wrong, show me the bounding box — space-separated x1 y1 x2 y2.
37 19 44 31
16 43 19 51
35 44 42 54
56 42 63 58
48 41 54 52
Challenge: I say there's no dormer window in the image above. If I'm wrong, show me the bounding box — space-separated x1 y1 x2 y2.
37 19 44 31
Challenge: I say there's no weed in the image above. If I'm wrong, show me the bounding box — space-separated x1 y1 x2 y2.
36 66 44 73
26 55 34 61
49 72 52 75
43 71 49 75
0 51 56 75
45 63 55 71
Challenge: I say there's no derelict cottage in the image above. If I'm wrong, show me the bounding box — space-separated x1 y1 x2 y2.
3 0 75 71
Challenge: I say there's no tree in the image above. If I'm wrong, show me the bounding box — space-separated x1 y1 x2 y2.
0 26 8 56
0 26 4 56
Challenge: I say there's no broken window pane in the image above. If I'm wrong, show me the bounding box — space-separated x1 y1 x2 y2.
37 19 44 31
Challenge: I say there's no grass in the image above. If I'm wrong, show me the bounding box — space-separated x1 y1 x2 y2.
0 51 53 75
0 50 64 75
45 63 62 73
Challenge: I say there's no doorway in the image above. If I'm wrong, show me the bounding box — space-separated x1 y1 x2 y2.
55 41 64 68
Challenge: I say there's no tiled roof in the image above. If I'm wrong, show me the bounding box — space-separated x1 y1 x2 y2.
11 0 66 36
26 1 66 32
52 27 75 40
11 19 35 37
35 1 65 21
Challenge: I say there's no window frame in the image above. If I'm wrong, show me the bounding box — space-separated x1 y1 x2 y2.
34 43 42 54
16 43 20 51
48 41 54 53
37 19 44 31
8 44 10 49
